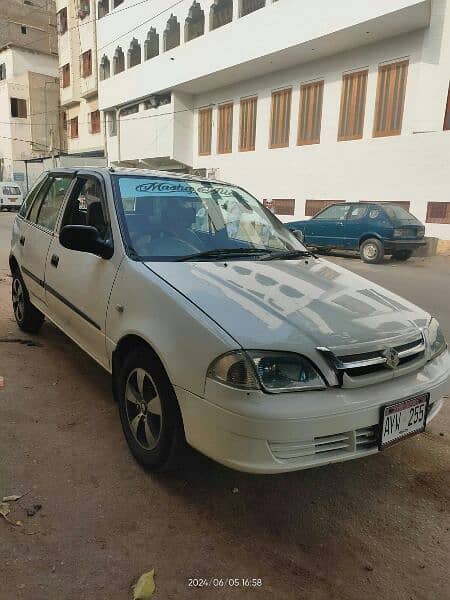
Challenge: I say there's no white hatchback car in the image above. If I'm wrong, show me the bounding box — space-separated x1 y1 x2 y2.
0 182 23 211
9 168 450 473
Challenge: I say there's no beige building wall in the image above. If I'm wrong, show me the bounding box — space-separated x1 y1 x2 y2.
56 0 105 157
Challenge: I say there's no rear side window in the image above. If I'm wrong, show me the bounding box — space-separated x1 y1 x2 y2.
19 174 47 218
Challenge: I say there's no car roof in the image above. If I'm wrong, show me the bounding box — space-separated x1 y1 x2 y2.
47 166 228 186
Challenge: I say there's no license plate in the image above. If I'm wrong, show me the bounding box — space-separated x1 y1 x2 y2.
379 394 429 450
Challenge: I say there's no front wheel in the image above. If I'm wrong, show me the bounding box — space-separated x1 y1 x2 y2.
360 238 384 264
12 272 44 333
392 249 413 261
117 347 186 471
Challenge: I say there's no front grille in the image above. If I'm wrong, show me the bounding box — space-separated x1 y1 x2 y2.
269 425 378 462
318 334 426 386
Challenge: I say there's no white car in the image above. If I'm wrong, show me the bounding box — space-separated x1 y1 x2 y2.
0 182 23 211
9 168 450 473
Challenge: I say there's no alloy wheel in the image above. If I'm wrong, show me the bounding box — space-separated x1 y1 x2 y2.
12 278 25 323
125 367 163 450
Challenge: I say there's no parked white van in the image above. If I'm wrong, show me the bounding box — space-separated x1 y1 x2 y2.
0 182 23 211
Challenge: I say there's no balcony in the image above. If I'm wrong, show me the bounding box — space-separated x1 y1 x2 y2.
98 0 430 110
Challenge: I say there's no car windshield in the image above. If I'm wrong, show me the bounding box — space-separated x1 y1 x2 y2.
114 175 306 261
383 205 421 224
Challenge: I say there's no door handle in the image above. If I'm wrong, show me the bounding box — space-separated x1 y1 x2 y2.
19 235 25 246
50 254 59 268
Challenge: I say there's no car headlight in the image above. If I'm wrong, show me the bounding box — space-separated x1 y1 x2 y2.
207 351 326 393
428 318 447 360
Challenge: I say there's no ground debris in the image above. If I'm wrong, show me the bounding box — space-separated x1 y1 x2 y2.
26 504 42 517
0 338 42 347
133 569 156 599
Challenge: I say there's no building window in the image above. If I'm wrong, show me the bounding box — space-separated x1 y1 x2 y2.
81 50 92 78
144 28 159 60
164 14 180 51
338 70 368 141
61 63 71 88
444 84 450 131
57 7 68 34
217 102 233 154
426 202 450 224
99 55 110 80
90 110 101 134
264 198 295 216
305 199 345 217
198 107 213 155
98 0 109 18
121 104 139 117
127 38 141 68
239 96 257 151
0 63 6 80
239 0 265 18
113 47 125 74
21 26 27 34
69 117 79 139
10 98 27 118
210 0 233 31
62 112 67 132
107 111 117 136
185 1 205 42
78 1 90 19
143 93 171 110
269 88 292 149
373 60 409 138
297 80 324 146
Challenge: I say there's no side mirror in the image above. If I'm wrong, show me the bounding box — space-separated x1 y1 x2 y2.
60 225 113 259
292 229 305 242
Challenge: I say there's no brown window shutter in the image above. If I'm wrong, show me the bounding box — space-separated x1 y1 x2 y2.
373 60 409 137
444 84 450 131
90 110 100 134
426 202 450 224
70 117 79 139
338 70 368 141
239 96 257 151
217 102 233 154
298 81 324 146
198 107 212 155
269 88 292 148
271 199 295 216
305 199 345 217
61 64 70 88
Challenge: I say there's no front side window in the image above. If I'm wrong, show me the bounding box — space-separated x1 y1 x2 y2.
347 205 368 220
315 205 349 221
114 176 305 260
61 177 110 241
19 174 47 218
29 176 72 231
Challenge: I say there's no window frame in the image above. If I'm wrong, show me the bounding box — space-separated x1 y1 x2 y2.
269 87 292 149
297 80 324 146
338 69 368 142
198 107 213 156
373 59 409 138
217 101 234 154
239 96 257 152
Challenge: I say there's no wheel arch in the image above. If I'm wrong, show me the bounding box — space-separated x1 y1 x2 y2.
9 253 20 275
358 233 383 248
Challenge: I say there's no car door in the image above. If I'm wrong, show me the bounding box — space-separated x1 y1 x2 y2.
19 172 74 311
305 204 350 248
44 172 123 368
343 204 369 249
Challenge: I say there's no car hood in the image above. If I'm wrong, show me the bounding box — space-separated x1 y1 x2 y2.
145 258 429 352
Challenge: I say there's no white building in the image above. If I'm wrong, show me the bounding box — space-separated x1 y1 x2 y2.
0 0 62 187
96 0 450 239
56 0 105 160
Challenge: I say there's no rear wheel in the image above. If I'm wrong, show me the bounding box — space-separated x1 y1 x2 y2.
360 238 384 264
117 347 186 471
392 249 413 261
11 272 44 333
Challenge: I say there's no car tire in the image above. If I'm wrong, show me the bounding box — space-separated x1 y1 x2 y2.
360 238 384 264
117 347 186 471
11 271 45 333
392 250 413 262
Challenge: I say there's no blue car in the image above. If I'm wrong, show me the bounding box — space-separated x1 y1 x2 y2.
287 202 426 264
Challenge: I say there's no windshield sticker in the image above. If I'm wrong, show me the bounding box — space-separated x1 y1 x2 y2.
133 180 234 197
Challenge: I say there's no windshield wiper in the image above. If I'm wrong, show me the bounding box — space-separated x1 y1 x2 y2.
258 249 315 261
176 248 270 262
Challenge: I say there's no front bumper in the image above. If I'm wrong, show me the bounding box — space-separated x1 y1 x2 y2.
176 351 449 474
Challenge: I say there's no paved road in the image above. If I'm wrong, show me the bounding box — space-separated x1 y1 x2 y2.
0 211 449 600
